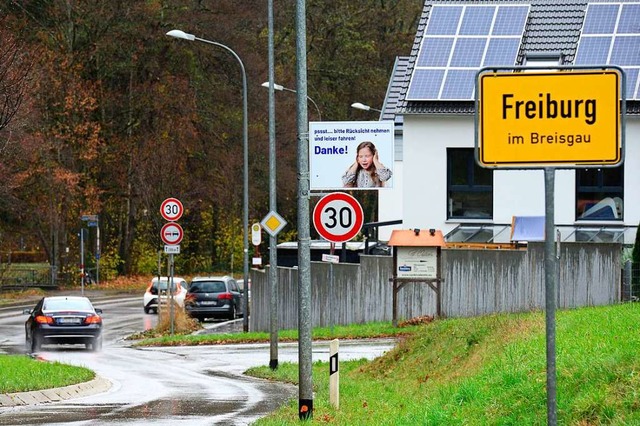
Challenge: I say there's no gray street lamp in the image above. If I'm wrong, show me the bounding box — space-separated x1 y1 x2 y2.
261 81 322 121
351 102 382 113
166 29 250 332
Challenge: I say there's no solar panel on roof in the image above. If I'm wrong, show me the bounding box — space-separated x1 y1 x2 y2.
407 4 529 101
426 6 462 35
492 6 529 36
582 4 618 34
441 70 476 99
407 69 444 100
617 3 640 33
625 68 640 97
575 37 613 64
459 7 493 35
483 38 521 66
450 38 486 67
611 36 640 65
416 38 453 67
576 2 640 100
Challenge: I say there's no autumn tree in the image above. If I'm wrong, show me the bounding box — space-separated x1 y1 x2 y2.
1 0 422 277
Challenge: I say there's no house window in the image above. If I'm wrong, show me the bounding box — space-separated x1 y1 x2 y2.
447 148 493 219
523 53 562 69
576 166 624 220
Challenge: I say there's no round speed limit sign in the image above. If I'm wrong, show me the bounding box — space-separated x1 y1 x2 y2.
160 198 184 222
313 192 364 243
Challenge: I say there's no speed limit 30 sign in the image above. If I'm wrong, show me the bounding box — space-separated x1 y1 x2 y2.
160 198 184 222
313 192 364 243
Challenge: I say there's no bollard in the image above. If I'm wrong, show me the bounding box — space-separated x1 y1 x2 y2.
330 339 339 409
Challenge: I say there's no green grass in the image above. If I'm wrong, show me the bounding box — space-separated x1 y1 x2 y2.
132 321 419 346
5 303 640 424
0 355 94 393
248 303 640 425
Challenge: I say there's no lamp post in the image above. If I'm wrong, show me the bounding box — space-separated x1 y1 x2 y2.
351 102 382 113
261 81 322 121
166 29 250 332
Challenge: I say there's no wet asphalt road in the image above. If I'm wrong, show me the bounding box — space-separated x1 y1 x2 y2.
0 293 395 425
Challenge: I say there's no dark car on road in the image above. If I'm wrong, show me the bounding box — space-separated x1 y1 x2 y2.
185 276 244 321
23 296 103 352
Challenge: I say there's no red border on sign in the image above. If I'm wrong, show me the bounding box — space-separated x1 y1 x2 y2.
313 192 364 243
160 222 184 245
160 198 184 222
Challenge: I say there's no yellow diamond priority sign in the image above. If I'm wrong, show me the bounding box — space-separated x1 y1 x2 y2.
260 211 287 237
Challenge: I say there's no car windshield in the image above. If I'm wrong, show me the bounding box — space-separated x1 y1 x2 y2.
153 280 179 291
43 298 93 312
189 281 226 293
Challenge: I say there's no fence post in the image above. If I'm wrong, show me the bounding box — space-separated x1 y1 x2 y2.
624 260 633 301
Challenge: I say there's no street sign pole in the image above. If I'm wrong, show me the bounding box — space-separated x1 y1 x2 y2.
267 0 279 372
96 223 100 285
80 229 85 296
295 0 313 418
544 168 557 425
169 253 175 335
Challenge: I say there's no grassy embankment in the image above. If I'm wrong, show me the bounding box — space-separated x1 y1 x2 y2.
248 303 640 425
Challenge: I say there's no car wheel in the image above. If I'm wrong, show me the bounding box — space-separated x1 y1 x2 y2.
144 307 150 314
228 304 236 321
31 334 41 352
90 336 103 352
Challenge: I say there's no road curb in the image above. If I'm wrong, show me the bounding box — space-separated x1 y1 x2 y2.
0 375 112 408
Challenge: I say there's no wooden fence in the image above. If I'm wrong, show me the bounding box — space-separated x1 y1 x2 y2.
249 242 621 332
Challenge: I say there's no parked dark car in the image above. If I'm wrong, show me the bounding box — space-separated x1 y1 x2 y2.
185 276 244 321
23 296 103 352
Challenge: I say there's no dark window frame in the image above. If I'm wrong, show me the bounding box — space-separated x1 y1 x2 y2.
575 166 624 221
447 148 493 220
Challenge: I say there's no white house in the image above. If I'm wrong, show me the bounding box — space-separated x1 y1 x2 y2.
378 0 639 246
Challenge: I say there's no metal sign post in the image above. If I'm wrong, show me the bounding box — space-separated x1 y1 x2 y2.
96 223 100 285
544 168 557 425
322 249 340 335
79 229 85 296
261 210 288 371
295 0 312 416
169 253 175 335
81 215 99 286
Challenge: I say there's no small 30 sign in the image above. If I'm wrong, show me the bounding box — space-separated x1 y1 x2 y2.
160 198 184 222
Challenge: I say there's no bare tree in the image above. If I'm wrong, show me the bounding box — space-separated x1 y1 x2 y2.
0 23 31 148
